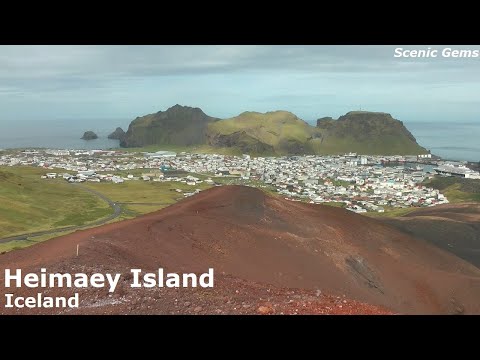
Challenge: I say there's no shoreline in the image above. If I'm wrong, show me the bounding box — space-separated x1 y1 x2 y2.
0 146 476 164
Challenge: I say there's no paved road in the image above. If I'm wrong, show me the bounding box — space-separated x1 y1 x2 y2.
118 202 169 206
0 184 122 243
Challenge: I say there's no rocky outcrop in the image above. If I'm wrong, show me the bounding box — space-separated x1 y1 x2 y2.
315 111 428 155
108 127 126 141
333 111 418 143
81 131 98 140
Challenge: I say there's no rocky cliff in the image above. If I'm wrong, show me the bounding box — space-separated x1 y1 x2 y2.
108 127 126 141
119 106 427 155
81 131 98 140
120 104 219 148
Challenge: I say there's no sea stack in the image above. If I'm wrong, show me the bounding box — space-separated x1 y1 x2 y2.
108 127 126 141
81 131 98 140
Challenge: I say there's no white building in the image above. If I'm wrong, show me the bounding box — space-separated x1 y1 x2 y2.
144 151 177 158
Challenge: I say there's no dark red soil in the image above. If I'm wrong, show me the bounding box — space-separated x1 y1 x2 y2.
381 203 480 268
1 186 479 315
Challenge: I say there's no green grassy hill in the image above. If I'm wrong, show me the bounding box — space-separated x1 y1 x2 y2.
0 167 111 238
119 105 427 156
423 177 480 203
317 111 428 155
206 111 323 155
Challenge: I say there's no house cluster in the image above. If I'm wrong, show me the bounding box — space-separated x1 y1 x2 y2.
40 168 206 187
222 155 449 213
1 148 475 213
41 171 128 184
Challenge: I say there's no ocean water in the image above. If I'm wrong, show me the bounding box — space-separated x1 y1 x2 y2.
0 119 130 150
0 119 478 162
405 121 480 162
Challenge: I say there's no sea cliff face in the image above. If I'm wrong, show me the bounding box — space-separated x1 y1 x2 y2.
120 104 218 148
120 106 427 155
315 111 427 155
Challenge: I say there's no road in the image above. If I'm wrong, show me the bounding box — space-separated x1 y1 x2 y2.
118 202 170 206
0 184 122 243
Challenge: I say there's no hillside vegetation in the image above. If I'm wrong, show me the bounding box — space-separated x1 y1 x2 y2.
317 111 427 155
120 105 428 156
0 167 111 238
424 177 480 203
206 111 323 155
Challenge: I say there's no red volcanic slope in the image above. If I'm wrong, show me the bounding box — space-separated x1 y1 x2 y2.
379 202 480 268
1 185 480 314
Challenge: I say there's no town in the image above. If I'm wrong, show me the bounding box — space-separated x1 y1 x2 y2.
1 148 479 214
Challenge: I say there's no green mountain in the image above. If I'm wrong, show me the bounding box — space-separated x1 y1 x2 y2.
120 105 428 156
316 111 427 155
120 104 219 147
206 111 322 155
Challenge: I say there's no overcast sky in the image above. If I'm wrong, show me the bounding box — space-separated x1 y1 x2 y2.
1 45 480 123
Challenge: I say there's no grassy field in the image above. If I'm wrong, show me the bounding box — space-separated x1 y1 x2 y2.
322 202 346 208
364 207 419 218
0 165 218 252
0 166 112 238
82 180 212 206
122 204 167 216
0 208 138 254
81 177 217 218
424 177 480 203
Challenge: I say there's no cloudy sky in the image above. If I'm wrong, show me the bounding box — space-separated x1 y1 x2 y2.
1 45 480 123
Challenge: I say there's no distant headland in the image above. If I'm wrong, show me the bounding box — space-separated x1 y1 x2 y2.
117 104 428 156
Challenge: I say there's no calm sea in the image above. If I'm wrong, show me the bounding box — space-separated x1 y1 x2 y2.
0 119 130 151
405 121 480 162
0 119 478 162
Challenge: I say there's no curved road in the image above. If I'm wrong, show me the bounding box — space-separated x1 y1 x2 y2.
118 202 170 206
0 184 122 243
